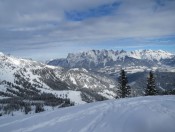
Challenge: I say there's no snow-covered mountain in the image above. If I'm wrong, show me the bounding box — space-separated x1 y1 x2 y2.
1 51 175 116
48 49 174 71
1 95 175 132
121 49 173 61
47 49 175 95
0 52 117 110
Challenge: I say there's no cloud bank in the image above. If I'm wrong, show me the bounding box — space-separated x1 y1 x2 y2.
0 0 175 60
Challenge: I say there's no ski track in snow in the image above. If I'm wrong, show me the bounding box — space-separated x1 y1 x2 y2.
0 96 175 132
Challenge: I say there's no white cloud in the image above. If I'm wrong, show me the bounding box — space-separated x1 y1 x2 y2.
0 0 175 59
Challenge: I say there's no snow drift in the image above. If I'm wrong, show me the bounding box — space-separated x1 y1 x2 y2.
0 95 175 132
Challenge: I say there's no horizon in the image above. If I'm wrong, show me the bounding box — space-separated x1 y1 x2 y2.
0 48 174 62
0 0 175 60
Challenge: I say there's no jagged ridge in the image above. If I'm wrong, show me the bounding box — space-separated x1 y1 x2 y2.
48 49 174 69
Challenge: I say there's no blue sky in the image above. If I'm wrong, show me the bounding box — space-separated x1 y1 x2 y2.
0 0 175 60
65 2 121 21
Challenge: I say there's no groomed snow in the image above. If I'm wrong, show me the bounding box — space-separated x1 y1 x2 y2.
0 96 175 132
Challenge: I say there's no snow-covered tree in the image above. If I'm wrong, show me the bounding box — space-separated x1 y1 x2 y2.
117 69 131 98
145 71 157 96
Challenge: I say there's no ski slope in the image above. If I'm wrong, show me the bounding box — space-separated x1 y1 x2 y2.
0 96 175 132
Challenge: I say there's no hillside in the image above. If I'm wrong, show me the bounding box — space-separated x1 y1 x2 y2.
0 96 175 132
0 52 118 115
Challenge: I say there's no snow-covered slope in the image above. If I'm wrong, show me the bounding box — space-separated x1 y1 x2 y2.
61 68 116 90
0 53 117 107
1 96 175 132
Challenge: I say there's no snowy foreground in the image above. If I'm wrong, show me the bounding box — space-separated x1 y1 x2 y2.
0 96 175 132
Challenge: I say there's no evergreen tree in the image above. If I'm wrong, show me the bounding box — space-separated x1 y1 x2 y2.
35 104 44 113
117 69 131 98
145 71 157 96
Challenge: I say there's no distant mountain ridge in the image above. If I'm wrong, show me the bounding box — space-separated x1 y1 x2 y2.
47 49 174 70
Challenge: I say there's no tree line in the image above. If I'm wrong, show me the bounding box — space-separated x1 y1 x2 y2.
117 69 175 98
0 80 74 116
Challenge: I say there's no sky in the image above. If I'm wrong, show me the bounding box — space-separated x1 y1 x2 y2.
0 0 175 60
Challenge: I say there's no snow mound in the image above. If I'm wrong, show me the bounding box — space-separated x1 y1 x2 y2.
0 96 175 132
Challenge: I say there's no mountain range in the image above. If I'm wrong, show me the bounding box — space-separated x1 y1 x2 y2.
48 49 175 70
0 49 175 115
48 49 175 94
